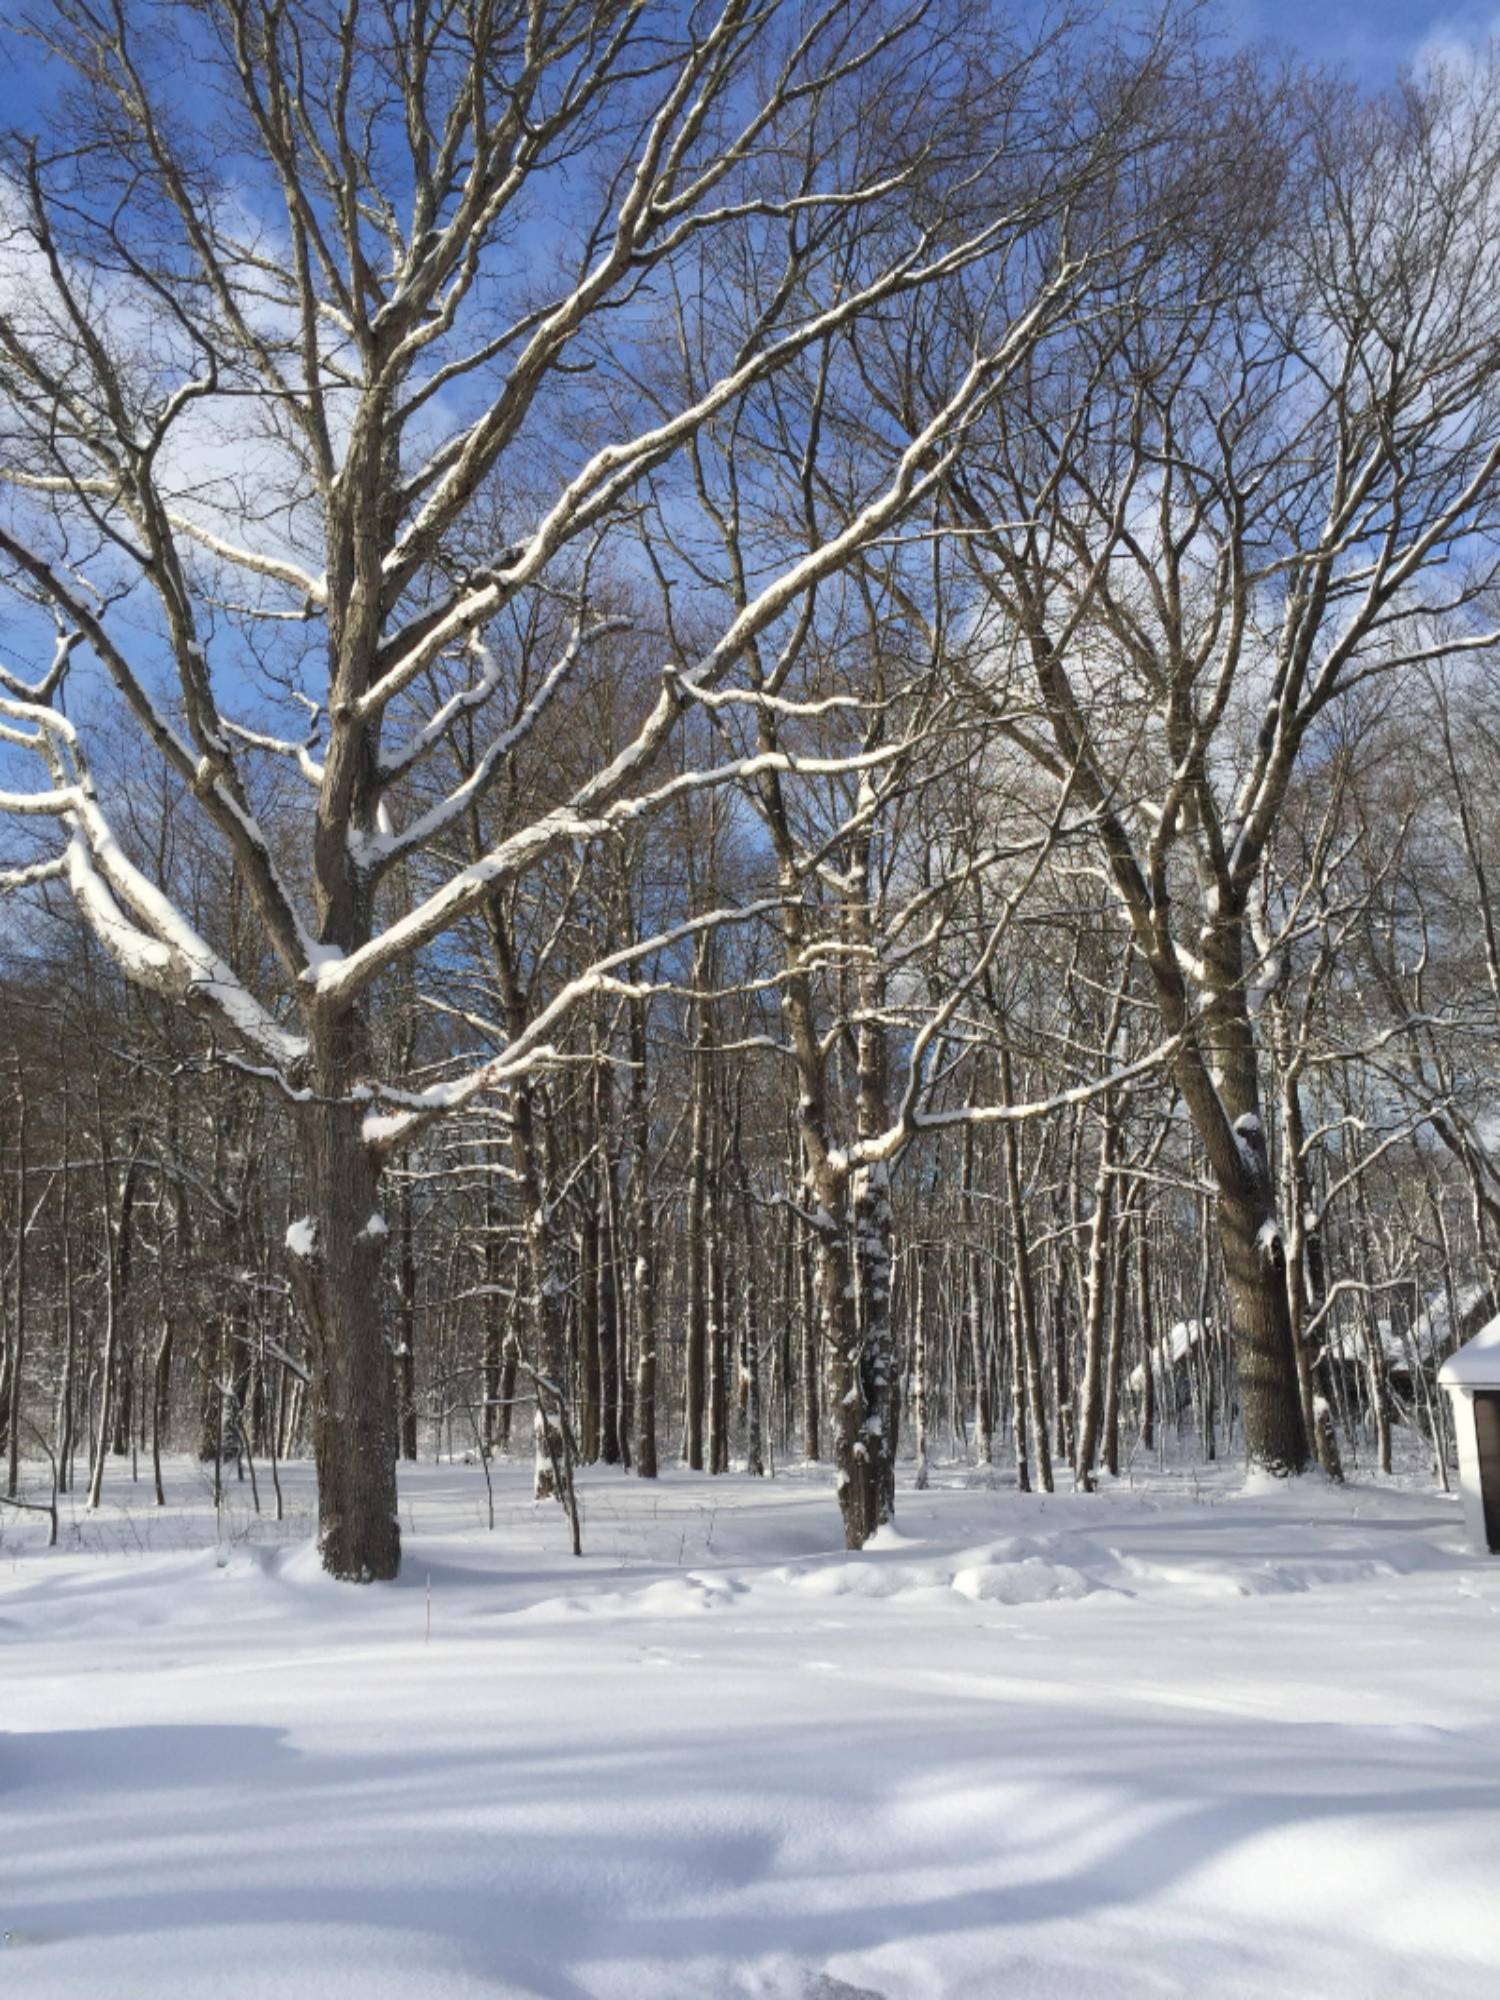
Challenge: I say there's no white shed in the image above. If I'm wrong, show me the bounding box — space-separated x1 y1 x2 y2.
1438 1314 1500 1554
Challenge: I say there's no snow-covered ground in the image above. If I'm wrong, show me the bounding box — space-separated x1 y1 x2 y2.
4 1453 1499 1999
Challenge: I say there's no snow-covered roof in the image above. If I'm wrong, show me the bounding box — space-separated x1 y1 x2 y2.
1328 1283 1492 1373
1325 1317 1404 1369
1415 1282 1490 1349
1438 1311 1500 1388
1128 1319 1208 1393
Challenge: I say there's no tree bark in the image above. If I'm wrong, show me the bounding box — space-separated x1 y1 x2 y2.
1001 1047 1053 1492
960 1118 993 1464
286 1069 400 1583
684 950 711 1470
578 1193 601 1464
5 1065 27 1499
397 1158 418 1462
629 996 658 1479
595 1049 623 1466
1074 1105 1118 1491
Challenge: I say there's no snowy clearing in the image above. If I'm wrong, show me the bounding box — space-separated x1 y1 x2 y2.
4 1457 1500 2000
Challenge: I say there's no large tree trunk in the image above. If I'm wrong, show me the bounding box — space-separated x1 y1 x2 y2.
1181 915 1309 1476
1219 1162 1309 1475
287 1085 400 1582
814 1217 883 1549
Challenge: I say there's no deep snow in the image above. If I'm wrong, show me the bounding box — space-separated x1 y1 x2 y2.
3 1454 1499 1999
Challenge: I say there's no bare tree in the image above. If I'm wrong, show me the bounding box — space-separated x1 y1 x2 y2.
949 55 1500 1476
0 0 1154 1574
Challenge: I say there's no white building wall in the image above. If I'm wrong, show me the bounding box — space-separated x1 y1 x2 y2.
1444 1386 1492 1554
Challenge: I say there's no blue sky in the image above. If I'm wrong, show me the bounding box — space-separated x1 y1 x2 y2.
1219 0 1496 75
0 4 1494 114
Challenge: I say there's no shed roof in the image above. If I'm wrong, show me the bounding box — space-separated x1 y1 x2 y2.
1329 1282 1492 1373
1438 1311 1500 1388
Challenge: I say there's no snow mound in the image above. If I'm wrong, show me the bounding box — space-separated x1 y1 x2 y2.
780 1559 947 1602
950 1557 1096 1603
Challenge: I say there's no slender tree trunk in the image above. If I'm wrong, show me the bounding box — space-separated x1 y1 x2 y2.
151 1312 172 1508
842 805 897 1531
911 1250 930 1490
397 1157 418 1462
5 1065 27 1499
685 954 711 1470
630 996 658 1479
735 1103 765 1476
482 1156 503 1453
707 1111 729 1475
56 1054 76 1493
1273 1012 1343 1480
1101 1209 1132 1478
1074 1105 1118 1492
497 1294 518 1454
779 1194 796 1460
1137 1222 1155 1451
87 1096 136 1513
851 1111 895 1521
595 1050 622 1466
960 1118 993 1464
109 1123 141 1461
1010 1271 1031 1493
485 918 568 1501
1001 1048 1052 1492
1354 1177 1393 1474
799 1210 819 1460
520 1090 569 1500
578 1192 601 1464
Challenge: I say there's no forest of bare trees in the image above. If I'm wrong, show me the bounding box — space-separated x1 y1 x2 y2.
4 0 1500 1583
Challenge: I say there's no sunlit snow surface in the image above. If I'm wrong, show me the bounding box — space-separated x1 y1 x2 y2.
4 1453 1499 1998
